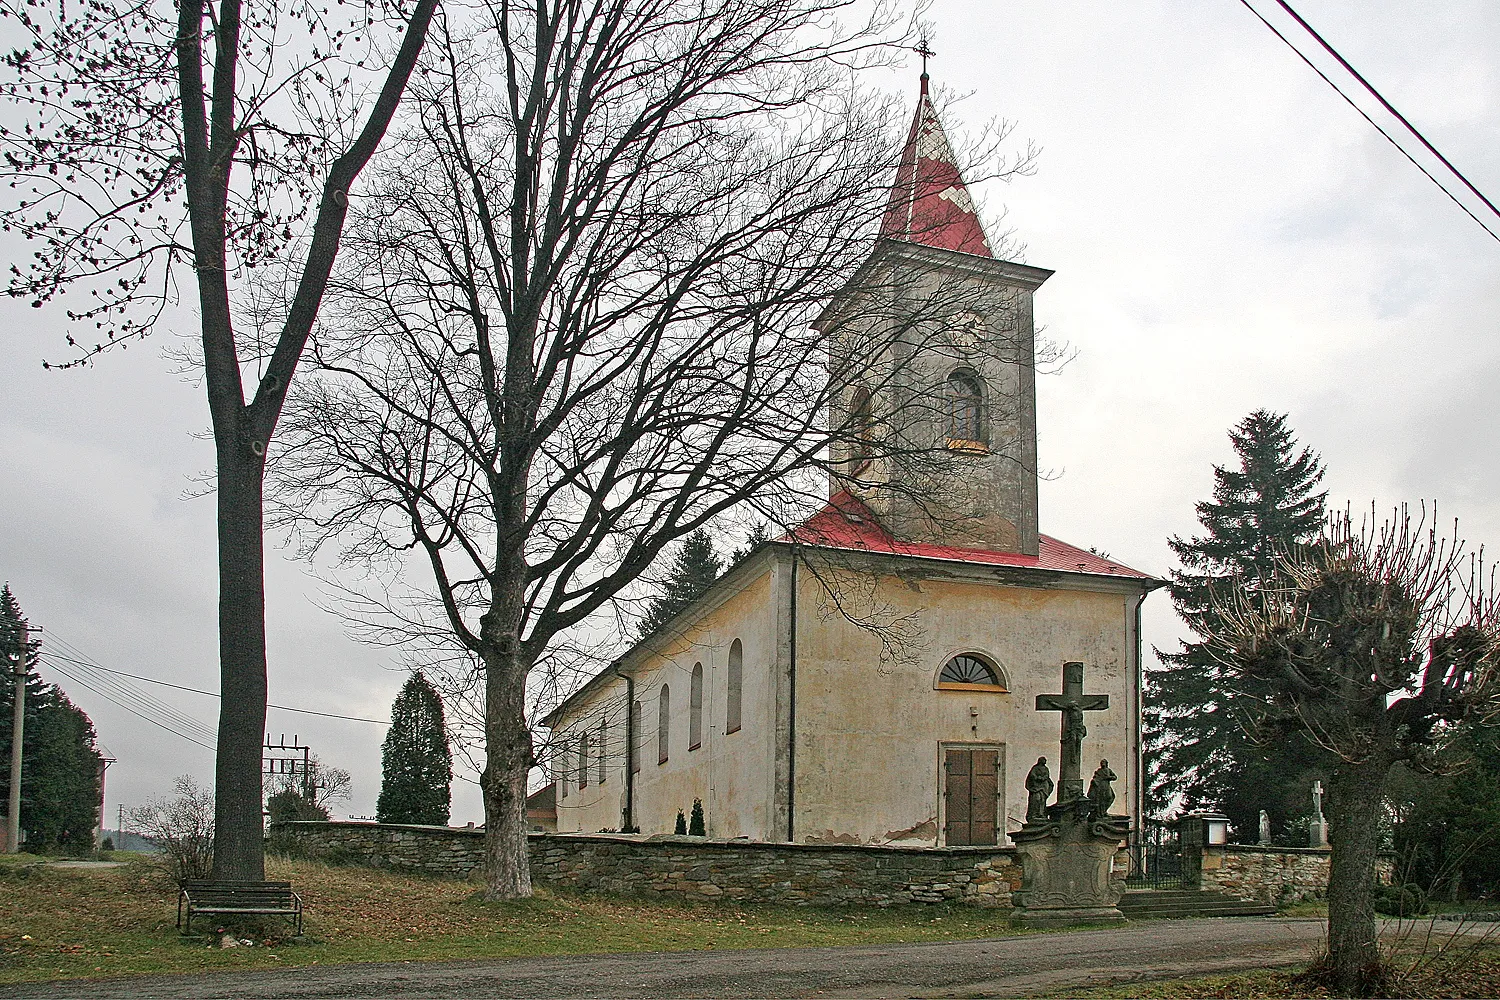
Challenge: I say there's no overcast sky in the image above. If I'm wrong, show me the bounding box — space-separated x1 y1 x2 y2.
3 1 1498 827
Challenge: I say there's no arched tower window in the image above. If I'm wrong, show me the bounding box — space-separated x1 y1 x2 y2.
657 684 671 765
850 387 875 468
946 370 984 446
937 653 1007 691
689 662 704 750
726 639 743 735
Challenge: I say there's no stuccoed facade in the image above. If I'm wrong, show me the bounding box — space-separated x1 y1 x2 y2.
544 535 1156 847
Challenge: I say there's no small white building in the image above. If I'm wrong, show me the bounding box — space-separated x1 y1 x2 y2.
542 76 1161 847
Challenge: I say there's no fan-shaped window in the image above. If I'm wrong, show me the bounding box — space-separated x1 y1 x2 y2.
850 387 875 468
658 684 670 765
937 654 1007 691
689 662 704 751
726 639 743 735
946 371 984 447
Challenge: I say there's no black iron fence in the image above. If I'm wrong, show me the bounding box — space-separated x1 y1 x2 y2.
1126 817 1186 889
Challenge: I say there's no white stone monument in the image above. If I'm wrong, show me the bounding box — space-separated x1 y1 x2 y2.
1308 780 1329 849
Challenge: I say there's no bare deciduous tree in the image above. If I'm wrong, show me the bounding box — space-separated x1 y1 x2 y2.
0 0 438 877
270 1 1042 899
128 775 215 880
1204 506 1500 995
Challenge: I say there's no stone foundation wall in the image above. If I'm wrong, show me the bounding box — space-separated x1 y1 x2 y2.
273 821 1023 908
1195 846 1395 904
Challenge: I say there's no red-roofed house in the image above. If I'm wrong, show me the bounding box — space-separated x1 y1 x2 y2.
543 75 1163 849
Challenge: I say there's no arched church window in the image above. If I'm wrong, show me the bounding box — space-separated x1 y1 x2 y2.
598 722 607 785
946 370 984 447
689 662 704 750
850 387 875 468
578 732 591 789
937 653 1007 691
726 639 743 735
630 700 642 774
658 684 671 765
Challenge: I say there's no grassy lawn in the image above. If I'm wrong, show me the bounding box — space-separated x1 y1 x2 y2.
0 854 1029 985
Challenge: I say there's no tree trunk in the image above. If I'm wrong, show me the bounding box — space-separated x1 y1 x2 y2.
210 441 269 880
480 613 533 899
1325 760 1388 995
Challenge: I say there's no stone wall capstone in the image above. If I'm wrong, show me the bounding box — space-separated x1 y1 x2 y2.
271 821 1022 908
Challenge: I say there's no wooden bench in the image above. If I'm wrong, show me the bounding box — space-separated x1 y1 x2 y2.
177 879 303 935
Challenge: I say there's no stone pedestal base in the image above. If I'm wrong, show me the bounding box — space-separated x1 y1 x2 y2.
1009 805 1130 928
1308 818 1328 849
1010 905 1126 929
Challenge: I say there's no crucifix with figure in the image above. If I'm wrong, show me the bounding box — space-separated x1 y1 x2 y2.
1035 660 1110 805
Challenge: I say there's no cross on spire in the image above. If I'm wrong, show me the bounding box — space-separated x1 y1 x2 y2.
914 35 934 92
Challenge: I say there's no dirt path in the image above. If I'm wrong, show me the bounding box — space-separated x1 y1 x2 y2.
0 917 1335 998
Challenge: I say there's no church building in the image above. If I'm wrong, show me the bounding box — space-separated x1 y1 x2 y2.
542 75 1161 848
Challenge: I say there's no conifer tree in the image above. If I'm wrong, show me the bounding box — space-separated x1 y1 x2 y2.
0 585 103 850
689 798 706 836
377 672 452 826
1146 411 1329 838
638 531 724 638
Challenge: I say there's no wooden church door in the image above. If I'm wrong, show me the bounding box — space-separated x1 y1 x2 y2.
944 748 998 846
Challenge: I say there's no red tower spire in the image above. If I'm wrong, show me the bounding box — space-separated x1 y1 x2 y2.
878 76 993 258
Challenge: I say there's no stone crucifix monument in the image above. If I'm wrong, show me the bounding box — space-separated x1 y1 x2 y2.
1010 660 1132 928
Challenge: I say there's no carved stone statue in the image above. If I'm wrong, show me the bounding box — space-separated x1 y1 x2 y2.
1024 757 1054 822
1087 759 1116 816
1258 809 1272 845
1061 705 1087 799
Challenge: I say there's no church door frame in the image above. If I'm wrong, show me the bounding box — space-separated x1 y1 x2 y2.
938 742 1006 847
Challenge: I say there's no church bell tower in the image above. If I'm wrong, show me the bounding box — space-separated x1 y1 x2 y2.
818 73 1052 556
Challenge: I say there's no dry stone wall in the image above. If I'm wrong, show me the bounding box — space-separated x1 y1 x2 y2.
273 821 1377 910
272 821 1022 907
1195 845 1395 904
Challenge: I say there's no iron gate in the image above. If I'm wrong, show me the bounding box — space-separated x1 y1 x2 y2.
1126 818 1186 889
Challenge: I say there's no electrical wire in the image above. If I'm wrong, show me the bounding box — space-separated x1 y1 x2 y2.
36 655 216 751
38 650 388 726
41 639 219 745
1238 0 1500 244
1273 0 1500 226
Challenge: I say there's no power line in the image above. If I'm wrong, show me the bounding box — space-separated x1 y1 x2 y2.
39 647 389 727
1239 0 1500 244
37 656 216 752
1272 0 1500 226
41 638 219 745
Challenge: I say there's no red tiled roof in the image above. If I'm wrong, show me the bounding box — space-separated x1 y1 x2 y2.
785 491 1157 581
878 76 993 258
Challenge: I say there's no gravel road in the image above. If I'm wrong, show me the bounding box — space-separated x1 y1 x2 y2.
0 916 1339 999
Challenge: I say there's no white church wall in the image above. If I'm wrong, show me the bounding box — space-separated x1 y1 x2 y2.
553 562 780 839
791 562 1143 847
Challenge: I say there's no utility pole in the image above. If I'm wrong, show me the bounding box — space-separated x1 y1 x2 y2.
5 622 36 854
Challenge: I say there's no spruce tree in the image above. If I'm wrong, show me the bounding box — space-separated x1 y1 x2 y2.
638 530 724 638
1147 411 1329 840
689 798 706 836
377 672 452 826
0 585 103 851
